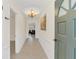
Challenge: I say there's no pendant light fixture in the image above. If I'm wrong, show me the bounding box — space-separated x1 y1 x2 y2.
26 8 39 18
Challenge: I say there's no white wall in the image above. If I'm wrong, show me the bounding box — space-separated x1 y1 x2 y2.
15 13 26 53
2 0 22 58
37 3 55 59
2 0 10 59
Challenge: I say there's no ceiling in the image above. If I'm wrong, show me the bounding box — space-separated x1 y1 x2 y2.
10 0 54 14
10 0 76 16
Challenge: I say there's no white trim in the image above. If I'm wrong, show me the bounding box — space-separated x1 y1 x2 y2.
69 0 71 9
61 6 68 11
72 2 76 9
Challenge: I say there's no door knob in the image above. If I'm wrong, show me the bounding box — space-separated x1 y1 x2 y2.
54 39 57 42
5 17 9 20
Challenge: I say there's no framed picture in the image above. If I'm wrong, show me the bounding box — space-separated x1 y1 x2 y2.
40 15 46 30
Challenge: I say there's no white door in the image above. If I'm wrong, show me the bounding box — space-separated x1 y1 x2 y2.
55 0 76 59
55 14 76 59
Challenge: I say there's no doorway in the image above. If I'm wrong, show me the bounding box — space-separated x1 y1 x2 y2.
28 23 36 39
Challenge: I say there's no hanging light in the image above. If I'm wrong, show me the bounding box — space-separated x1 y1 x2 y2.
26 8 39 17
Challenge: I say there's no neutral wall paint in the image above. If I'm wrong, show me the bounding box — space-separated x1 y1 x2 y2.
15 13 26 53
37 3 55 59
2 0 21 58
2 0 10 59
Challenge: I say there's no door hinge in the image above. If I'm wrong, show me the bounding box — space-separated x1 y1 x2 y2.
2 6 3 10
5 17 9 20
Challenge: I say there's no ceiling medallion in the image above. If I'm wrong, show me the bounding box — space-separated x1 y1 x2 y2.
26 8 39 18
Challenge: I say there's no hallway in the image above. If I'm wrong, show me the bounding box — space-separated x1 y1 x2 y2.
11 39 48 59
3 0 76 59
